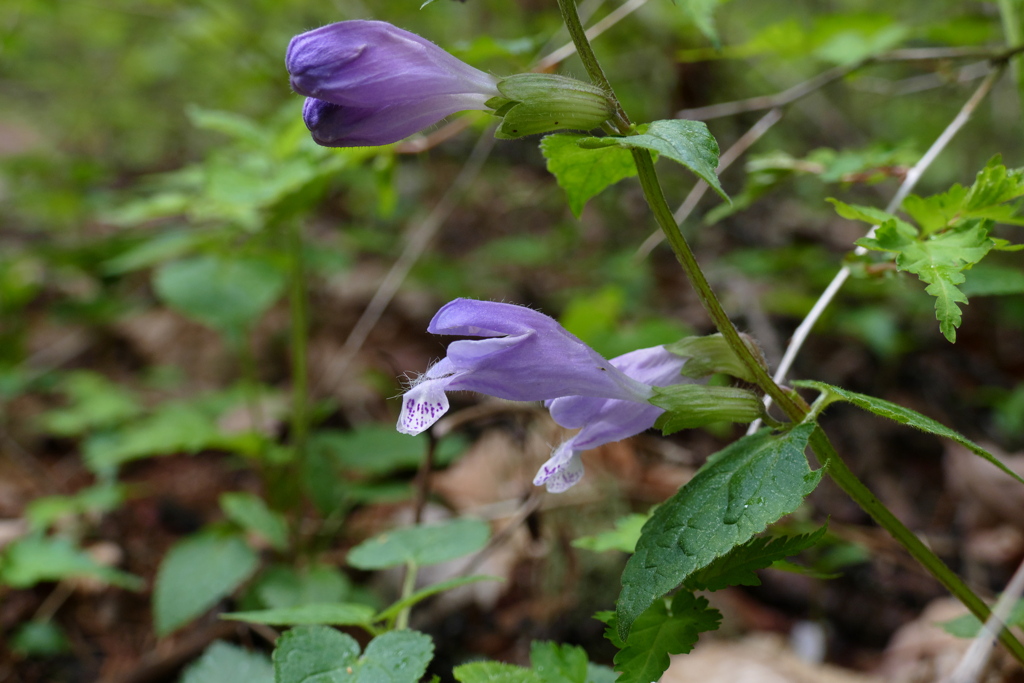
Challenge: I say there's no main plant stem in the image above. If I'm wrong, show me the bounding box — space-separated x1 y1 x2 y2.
555 0 1024 664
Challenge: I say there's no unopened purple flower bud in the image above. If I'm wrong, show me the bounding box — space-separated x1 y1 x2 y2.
286 20 500 147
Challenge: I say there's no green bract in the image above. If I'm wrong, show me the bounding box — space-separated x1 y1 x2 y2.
488 73 615 139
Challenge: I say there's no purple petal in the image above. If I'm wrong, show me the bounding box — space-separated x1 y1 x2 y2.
429 299 653 404
537 346 694 492
302 93 493 148
533 441 585 493
287 21 498 146
397 357 456 435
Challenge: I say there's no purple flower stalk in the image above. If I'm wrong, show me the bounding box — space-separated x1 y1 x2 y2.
397 299 694 492
286 20 499 147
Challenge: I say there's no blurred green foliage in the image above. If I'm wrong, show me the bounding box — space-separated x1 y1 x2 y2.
2 0 1024 678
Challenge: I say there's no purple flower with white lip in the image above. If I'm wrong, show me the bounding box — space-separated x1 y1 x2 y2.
286 20 499 147
397 299 655 436
534 346 694 493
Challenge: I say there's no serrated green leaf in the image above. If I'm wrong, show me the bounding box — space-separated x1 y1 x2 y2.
898 158 1024 235
529 641 588 683
858 220 993 342
347 519 490 570
0 535 143 590
222 603 375 627
274 626 433 683
827 198 908 229
153 531 259 636
578 120 727 200
540 133 637 218
374 575 501 623
795 380 1024 487
963 157 1024 218
613 592 722 683
685 525 828 591
902 189 969 236
594 611 625 649
453 661 543 683
153 256 286 342
572 513 651 553
220 492 289 552
181 641 273 683
617 424 820 639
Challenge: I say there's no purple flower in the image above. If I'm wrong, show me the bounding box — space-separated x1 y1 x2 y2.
286 20 499 147
534 346 693 492
397 299 655 435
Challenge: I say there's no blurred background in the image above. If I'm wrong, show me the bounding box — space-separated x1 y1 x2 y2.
2 0 1024 681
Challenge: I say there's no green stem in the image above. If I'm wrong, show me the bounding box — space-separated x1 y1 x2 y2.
998 0 1024 115
555 0 1024 665
395 561 418 630
555 0 631 128
631 149 801 417
810 429 1024 663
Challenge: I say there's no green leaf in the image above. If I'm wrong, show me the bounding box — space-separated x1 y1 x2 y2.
529 641 588 683
453 662 543 683
181 641 273 683
795 380 1024 487
153 255 287 342
9 622 71 657
617 424 820 638
309 426 464 477
25 483 127 532
273 627 433 683
578 120 727 200
826 198 908 230
584 664 617 683
347 518 490 570
83 401 247 472
685 525 828 591
613 592 722 683
940 600 1024 638
540 134 637 218
39 371 142 437
0 535 143 590
102 229 204 275
221 603 376 627
962 263 1024 296
858 220 993 342
572 512 651 553
374 575 502 623
252 564 351 609
153 531 259 636
220 492 289 552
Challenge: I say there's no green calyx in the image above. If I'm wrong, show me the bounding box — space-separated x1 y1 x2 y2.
487 73 615 140
666 333 768 384
649 385 765 435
